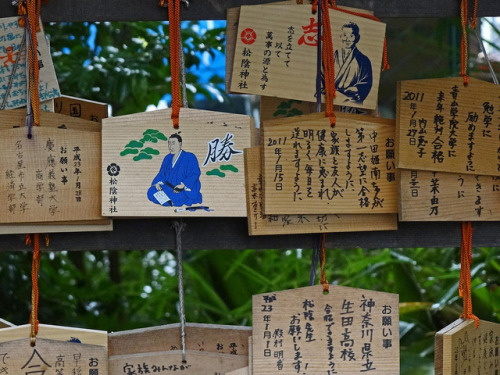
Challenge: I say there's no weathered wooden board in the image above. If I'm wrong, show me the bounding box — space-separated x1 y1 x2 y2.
226 366 249 375
0 17 60 109
396 77 500 176
248 336 253 374
53 95 109 123
0 318 14 329
231 5 386 110
253 285 399 374
102 108 251 217
0 109 102 132
0 127 102 223
109 323 252 356
0 219 112 234
245 147 397 235
110 350 248 375
399 169 500 221
0 338 107 375
262 112 398 214
0 324 108 347
435 318 500 375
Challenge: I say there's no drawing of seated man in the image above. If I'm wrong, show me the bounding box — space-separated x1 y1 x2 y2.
334 22 373 105
147 134 203 207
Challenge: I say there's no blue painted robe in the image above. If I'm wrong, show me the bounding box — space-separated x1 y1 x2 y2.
334 47 373 104
147 150 202 207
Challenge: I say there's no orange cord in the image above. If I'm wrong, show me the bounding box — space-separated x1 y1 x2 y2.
163 0 183 129
25 0 43 126
460 0 470 85
319 233 329 293
459 222 479 327
30 233 41 345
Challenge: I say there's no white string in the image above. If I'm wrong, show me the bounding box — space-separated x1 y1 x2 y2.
473 22 499 85
173 221 187 362
179 39 188 108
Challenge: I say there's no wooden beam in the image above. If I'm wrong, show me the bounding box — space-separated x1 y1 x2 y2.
1 219 500 251
1 0 499 22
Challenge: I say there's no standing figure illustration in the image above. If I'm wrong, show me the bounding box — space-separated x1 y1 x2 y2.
334 22 373 104
147 134 203 207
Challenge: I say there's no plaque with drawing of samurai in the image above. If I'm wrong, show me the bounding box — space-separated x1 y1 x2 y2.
102 108 252 217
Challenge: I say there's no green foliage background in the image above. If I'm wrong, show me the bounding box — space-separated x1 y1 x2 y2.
1 19 500 375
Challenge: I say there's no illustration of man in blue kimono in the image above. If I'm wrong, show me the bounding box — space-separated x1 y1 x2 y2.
147 134 203 207
334 22 373 105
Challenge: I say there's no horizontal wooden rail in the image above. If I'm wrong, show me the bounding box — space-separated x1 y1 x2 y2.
0 0 499 22
1 219 499 251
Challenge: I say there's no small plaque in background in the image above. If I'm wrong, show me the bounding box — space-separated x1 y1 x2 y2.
0 127 102 223
263 113 398 215
231 5 386 110
54 95 109 123
102 108 252 217
0 16 60 109
399 169 500 221
109 323 251 356
435 318 500 375
245 147 397 235
396 77 500 176
0 319 13 329
253 285 399 375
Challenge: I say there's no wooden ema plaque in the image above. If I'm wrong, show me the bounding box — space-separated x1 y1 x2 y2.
230 5 386 110
0 16 60 109
54 96 109 123
0 109 101 132
396 77 500 176
226 367 249 375
245 147 398 235
262 113 398 215
0 127 102 223
435 318 500 375
110 350 248 375
102 108 252 217
109 323 252 356
0 319 13 329
0 338 107 375
399 169 500 221
253 285 399 375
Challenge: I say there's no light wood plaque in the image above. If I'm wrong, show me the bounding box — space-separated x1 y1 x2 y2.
54 95 109 123
0 318 14 329
245 147 397 235
230 5 386 110
102 108 252 217
0 17 60 109
0 127 102 223
0 338 107 375
253 285 399 375
109 350 248 375
435 318 500 375
226 367 249 375
109 323 251 356
262 112 398 214
399 169 500 221
396 77 500 176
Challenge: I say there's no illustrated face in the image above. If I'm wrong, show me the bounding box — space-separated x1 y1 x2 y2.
168 138 182 154
341 27 356 49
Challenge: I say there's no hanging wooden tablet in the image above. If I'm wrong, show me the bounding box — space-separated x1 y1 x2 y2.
396 77 500 176
109 323 252 356
262 112 398 215
0 219 113 235
253 285 399 374
0 324 108 347
0 109 101 132
230 5 385 110
435 318 500 375
399 169 500 221
0 16 60 109
101 108 252 217
245 147 397 235
110 350 248 375
226 367 249 375
53 96 109 123
0 127 101 223
0 326 108 375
